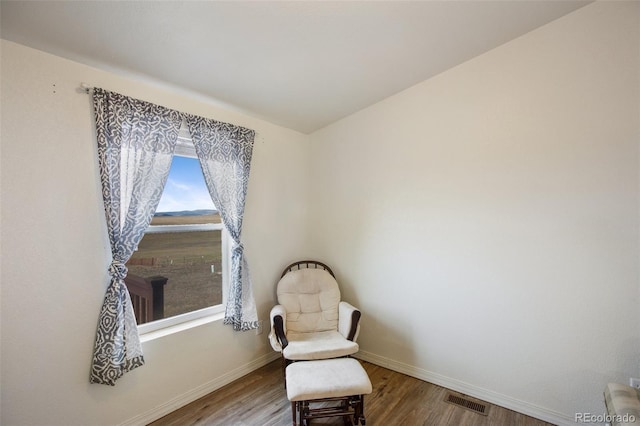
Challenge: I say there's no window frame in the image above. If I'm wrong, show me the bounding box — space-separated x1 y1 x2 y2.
137 126 228 336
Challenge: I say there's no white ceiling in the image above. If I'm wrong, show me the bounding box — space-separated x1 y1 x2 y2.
1 1 589 134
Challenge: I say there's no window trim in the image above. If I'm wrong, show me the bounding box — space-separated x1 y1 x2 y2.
137 226 229 336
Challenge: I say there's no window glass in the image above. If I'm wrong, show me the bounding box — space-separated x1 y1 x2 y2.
126 155 224 324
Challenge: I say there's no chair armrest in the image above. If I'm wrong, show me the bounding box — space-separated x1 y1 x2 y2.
338 301 361 341
269 305 288 351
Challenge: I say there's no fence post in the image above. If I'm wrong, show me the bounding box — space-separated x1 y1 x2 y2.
149 276 168 321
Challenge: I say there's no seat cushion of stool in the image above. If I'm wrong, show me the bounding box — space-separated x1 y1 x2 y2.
286 358 372 402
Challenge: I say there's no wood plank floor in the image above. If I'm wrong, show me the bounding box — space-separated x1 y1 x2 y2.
149 359 555 426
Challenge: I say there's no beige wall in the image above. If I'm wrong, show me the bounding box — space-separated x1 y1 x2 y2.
308 2 639 424
0 40 310 425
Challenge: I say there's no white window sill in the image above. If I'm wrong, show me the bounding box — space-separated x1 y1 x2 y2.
139 311 224 343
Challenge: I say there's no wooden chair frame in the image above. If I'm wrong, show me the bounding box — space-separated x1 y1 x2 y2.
280 260 335 278
291 394 366 425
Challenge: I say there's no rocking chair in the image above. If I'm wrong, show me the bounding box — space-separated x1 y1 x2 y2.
268 261 362 380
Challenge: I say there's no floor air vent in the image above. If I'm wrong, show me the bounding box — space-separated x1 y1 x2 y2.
444 392 490 416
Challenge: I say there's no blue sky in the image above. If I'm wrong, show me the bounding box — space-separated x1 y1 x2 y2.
156 156 215 213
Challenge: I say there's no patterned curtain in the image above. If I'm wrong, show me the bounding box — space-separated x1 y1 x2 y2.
90 89 182 385
186 115 258 331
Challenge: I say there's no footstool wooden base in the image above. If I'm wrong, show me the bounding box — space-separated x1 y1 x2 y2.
286 358 372 426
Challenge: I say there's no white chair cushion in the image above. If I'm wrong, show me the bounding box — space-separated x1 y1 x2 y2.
286 358 372 401
277 269 340 334
283 330 359 360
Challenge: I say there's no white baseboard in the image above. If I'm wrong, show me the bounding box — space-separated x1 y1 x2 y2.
119 351 281 426
354 350 574 426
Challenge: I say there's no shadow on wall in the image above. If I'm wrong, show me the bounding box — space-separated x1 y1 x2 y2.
355 312 418 367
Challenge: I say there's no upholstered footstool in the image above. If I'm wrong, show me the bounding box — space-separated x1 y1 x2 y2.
286 358 372 426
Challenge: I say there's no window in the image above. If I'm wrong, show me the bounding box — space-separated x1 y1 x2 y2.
126 132 227 332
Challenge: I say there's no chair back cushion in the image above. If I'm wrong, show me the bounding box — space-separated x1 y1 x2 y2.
277 268 340 333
